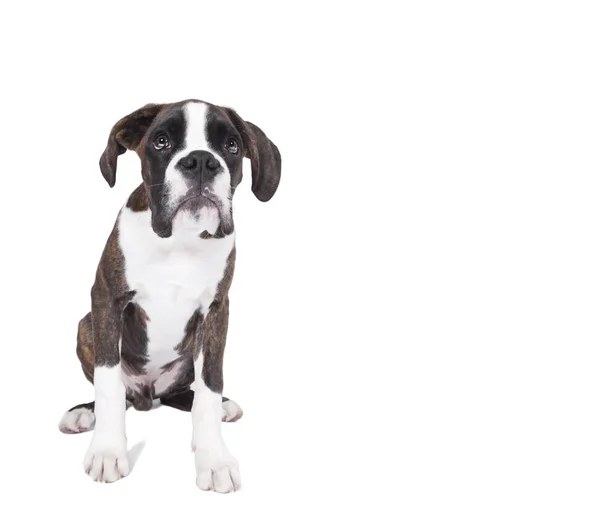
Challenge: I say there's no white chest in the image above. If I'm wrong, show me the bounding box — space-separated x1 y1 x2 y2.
118 207 235 375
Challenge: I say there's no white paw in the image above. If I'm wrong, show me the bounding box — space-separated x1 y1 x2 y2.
195 448 241 493
83 437 129 483
59 407 96 434
222 399 243 422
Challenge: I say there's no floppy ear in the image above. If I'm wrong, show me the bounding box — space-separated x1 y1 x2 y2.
99 103 165 187
226 109 281 201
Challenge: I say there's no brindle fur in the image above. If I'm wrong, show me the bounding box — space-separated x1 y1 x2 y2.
75 197 237 409
198 248 236 393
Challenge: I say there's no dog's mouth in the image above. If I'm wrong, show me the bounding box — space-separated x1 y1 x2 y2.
153 189 232 238
176 192 219 213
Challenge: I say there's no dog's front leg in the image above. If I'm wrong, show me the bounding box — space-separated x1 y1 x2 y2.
83 287 129 483
192 298 241 493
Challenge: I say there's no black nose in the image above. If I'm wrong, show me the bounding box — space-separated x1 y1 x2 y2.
177 150 221 177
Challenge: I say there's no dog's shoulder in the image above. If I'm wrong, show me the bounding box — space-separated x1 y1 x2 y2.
92 185 147 301
93 214 129 302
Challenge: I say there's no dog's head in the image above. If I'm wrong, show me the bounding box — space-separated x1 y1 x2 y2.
99 100 281 237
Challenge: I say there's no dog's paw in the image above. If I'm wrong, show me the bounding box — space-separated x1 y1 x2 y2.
222 399 243 422
194 448 241 493
83 437 129 483
59 407 96 434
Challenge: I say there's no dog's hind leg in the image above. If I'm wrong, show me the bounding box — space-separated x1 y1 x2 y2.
59 402 96 434
220 397 244 422
59 314 97 434
59 313 97 434
159 390 194 411
60 313 131 434
160 391 244 422
59 391 242 432
59 400 134 434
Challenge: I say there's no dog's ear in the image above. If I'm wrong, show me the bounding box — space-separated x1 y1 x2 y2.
225 108 281 201
99 104 165 187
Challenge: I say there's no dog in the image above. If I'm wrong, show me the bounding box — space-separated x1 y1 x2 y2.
58 99 281 492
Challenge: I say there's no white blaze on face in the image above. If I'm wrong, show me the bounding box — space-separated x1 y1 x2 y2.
164 102 232 221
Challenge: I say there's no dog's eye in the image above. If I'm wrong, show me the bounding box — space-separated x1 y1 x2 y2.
153 134 171 150
225 138 239 154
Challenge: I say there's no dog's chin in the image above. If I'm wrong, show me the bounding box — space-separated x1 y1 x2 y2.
177 194 216 214
151 195 233 238
173 195 233 236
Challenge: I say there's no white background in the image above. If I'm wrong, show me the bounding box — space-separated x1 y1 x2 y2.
1 1 599 525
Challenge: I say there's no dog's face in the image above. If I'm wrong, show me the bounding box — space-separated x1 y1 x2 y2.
142 102 243 237
99 100 281 237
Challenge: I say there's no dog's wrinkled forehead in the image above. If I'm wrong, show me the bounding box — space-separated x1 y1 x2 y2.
145 101 240 155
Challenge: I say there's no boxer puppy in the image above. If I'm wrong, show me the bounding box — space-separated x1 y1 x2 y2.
58 99 281 493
